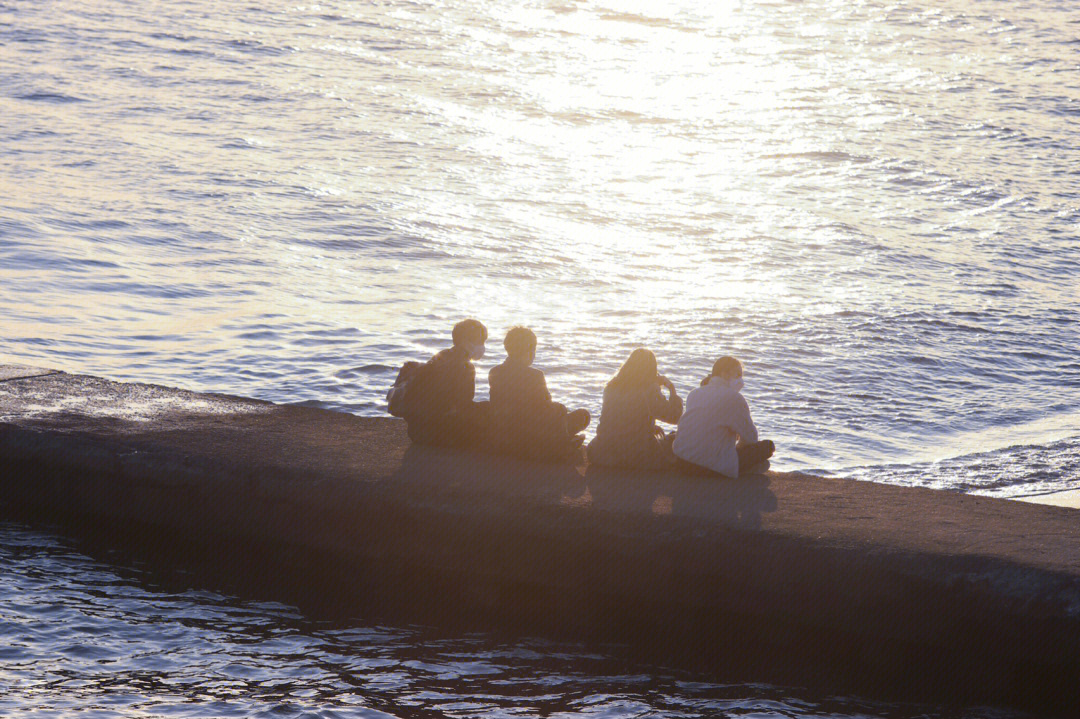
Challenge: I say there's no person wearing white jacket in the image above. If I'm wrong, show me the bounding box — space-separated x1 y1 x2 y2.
672 356 774 478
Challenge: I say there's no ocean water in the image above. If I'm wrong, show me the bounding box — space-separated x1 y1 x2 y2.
0 520 1029 719
0 1 1077 714
2 0 1079 496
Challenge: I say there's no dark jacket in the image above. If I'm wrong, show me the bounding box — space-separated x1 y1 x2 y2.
587 383 682 468
488 359 552 420
404 346 475 419
488 359 579 459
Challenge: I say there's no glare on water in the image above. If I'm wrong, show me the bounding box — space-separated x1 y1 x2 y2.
2 0 1079 496
2 1 1079 716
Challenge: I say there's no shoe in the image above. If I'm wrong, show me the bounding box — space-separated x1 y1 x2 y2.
740 460 770 476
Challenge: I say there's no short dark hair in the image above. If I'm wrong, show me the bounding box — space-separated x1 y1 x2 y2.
452 319 487 347
712 356 742 378
504 326 536 359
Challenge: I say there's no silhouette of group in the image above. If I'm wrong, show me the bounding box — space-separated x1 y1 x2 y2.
387 319 774 477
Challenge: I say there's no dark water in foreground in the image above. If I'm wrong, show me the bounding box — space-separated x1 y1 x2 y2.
0 520 1029 719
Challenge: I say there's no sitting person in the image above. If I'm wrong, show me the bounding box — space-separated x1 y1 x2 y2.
488 326 590 459
672 356 774 478
401 319 490 449
587 348 682 469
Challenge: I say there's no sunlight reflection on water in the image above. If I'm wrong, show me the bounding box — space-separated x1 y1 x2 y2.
2 0 1079 495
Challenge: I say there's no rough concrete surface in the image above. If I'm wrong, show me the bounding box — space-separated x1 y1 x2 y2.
0 364 59 382
2 368 1079 715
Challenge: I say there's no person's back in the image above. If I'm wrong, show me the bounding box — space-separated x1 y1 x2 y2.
407 345 475 419
403 319 489 448
589 383 675 468
487 326 590 459
672 356 774 477
489 359 549 419
587 348 682 469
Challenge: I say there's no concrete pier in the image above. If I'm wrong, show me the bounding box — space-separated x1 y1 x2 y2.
2 366 1079 715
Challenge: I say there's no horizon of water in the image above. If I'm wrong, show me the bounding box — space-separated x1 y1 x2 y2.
3 0 1080 498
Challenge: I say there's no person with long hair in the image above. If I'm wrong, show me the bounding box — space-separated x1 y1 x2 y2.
586 348 683 468
672 356 774 477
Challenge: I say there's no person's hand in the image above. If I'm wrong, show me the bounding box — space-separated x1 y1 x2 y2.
657 375 675 392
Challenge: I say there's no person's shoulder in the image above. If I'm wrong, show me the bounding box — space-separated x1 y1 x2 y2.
430 347 471 372
434 346 469 362
488 360 509 381
717 388 749 412
525 365 546 382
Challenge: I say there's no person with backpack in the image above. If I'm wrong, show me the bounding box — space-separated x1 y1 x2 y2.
390 319 490 449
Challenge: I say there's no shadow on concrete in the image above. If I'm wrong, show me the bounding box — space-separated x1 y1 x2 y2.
585 466 777 530
394 444 778 532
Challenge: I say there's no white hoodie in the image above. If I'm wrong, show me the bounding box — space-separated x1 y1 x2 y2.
672 377 758 478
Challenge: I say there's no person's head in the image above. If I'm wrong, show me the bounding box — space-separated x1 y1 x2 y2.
503 326 537 365
609 348 658 390
452 319 488 360
703 355 742 386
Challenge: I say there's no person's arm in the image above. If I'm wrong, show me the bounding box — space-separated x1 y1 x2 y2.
487 366 500 408
451 361 475 409
534 371 553 405
652 377 683 424
730 394 759 445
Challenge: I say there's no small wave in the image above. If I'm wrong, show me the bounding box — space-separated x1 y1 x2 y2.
335 364 393 379
306 327 362 337
287 399 331 409
168 47 213 57
839 434 1080 499
148 32 196 41
224 38 290 56
16 92 85 103
597 10 698 33
760 151 868 163
236 330 278 340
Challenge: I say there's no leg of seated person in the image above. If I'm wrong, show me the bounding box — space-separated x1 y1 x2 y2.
675 455 718 477
566 408 591 435
407 416 453 447
458 401 491 448
406 418 429 444
737 440 775 474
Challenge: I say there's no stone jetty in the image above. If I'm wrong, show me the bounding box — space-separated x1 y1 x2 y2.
1 365 1079 716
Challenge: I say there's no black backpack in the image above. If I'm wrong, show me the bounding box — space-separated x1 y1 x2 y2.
386 361 423 417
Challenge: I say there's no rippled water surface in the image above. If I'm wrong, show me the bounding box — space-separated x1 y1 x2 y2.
4 1 1075 713
3 0 1080 495
0 520 1029 719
